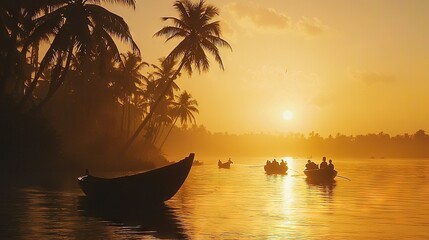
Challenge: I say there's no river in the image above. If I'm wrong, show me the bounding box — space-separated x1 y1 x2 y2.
1 157 428 239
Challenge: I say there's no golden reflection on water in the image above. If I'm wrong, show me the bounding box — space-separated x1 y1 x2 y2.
1 157 429 239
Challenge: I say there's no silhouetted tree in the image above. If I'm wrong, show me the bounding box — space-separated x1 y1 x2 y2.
151 57 181 99
123 0 231 152
18 0 139 111
115 51 148 137
159 91 199 149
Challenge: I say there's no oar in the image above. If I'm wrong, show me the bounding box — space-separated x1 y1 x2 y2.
288 168 301 174
337 175 351 181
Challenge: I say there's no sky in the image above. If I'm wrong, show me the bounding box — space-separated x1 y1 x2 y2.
107 0 429 136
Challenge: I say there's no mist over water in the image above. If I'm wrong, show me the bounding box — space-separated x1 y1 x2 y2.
1 157 428 239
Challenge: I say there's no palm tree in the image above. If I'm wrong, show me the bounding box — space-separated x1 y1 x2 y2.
123 0 231 152
148 97 174 145
18 0 139 110
151 57 181 99
116 51 148 137
0 0 49 99
158 91 199 149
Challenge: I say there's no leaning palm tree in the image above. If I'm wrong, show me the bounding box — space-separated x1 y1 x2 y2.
158 91 199 149
123 0 231 152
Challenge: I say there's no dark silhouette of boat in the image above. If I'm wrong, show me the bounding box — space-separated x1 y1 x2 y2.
264 164 288 175
218 159 233 169
78 153 194 203
193 160 204 166
304 168 337 181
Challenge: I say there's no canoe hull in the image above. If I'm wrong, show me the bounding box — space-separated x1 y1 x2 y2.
78 153 194 203
304 168 337 181
264 165 288 175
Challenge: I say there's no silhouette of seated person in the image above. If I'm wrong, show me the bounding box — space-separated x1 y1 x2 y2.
272 159 279 166
320 157 328 169
327 159 334 171
305 160 312 170
306 160 319 170
280 160 286 168
311 161 318 169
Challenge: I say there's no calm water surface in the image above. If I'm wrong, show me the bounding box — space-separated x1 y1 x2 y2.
1 157 428 239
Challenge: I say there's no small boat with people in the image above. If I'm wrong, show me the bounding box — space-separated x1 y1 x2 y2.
78 153 194 204
193 160 204 166
264 159 288 174
304 157 337 181
218 158 233 169
304 168 337 181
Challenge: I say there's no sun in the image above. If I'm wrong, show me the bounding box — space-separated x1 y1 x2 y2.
282 110 294 121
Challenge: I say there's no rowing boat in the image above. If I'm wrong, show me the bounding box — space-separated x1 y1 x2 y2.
304 168 337 181
78 153 194 203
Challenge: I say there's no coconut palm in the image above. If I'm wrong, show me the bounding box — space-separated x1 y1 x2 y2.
116 51 148 137
158 91 198 149
147 97 174 144
151 57 181 99
123 0 231 152
18 0 139 110
0 0 50 98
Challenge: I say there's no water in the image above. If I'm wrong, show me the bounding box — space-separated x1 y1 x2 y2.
1 157 428 239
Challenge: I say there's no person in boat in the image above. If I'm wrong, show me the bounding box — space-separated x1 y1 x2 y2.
327 159 334 171
308 161 318 169
305 160 312 170
273 159 279 166
320 157 328 169
280 160 287 171
265 160 271 169
218 160 222 166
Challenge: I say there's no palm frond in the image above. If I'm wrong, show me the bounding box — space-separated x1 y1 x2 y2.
88 0 136 9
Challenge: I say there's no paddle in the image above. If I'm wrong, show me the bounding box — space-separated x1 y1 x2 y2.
337 175 351 181
288 168 300 174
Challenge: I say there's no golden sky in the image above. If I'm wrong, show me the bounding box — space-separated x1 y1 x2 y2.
108 0 429 136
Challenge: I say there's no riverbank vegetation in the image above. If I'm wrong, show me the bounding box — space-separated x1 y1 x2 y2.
0 0 230 179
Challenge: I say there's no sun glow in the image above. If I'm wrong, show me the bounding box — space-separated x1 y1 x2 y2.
282 111 294 121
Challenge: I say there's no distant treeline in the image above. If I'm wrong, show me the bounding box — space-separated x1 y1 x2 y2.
163 125 429 159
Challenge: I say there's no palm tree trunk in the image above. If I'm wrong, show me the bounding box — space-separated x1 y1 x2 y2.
35 45 73 110
1 25 18 98
120 103 125 138
127 98 131 137
159 116 179 150
18 42 59 110
121 54 188 153
154 120 167 145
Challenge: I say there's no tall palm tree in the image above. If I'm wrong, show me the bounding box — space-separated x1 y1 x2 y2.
158 91 198 149
151 57 181 99
148 97 174 145
19 0 139 110
123 0 231 152
117 51 148 137
0 0 48 98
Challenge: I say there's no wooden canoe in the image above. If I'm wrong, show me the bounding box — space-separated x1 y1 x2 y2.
304 168 337 181
264 164 288 175
78 153 194 203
